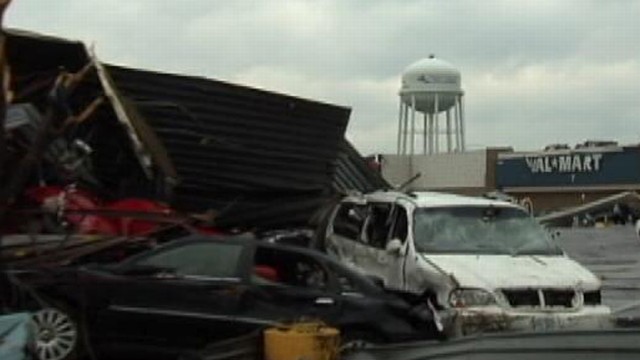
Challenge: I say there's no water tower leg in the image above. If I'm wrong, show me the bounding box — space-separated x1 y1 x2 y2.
410 95 416 156
423 113 427 155
426 113 430 155
397 101 404 155
446 110 452 153
402 102 409 155
435 116 439 153
459 94 466 152
454 97 460 152
434 93 439 154
428 114 434 155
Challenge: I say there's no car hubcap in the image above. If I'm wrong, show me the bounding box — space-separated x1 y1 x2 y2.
32 308 78 360
341 339 374 351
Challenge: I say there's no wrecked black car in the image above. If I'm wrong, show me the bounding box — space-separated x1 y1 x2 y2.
2 235 441 360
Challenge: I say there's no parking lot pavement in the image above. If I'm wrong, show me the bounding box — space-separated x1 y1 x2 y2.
555 226 640 318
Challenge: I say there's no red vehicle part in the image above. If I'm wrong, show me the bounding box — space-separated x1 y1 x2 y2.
105 198 172 236
24 186 174 236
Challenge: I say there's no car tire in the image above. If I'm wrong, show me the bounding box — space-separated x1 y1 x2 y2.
32 304 82 360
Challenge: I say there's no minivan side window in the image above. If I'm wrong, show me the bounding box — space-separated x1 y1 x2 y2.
333 203 366 241
389 206 409 243
363 203 393 249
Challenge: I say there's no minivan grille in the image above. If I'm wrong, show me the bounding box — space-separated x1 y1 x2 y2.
502 289 577 308
544 290 575 308
503 289 540 307
584 290 601 305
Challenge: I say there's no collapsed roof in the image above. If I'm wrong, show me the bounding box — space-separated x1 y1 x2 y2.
4 29 387 229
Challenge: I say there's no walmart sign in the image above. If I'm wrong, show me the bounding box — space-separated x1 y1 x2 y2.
497 148 640 188
525 153 603 174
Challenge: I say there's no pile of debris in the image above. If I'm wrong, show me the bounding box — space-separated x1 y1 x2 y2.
0 28 387 266
0 23 396 360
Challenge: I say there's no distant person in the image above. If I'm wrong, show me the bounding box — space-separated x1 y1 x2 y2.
583 213 594 227
612 203 626 225
635 219 640 240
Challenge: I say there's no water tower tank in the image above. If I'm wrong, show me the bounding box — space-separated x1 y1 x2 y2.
396 56 466 155
400 56 462 113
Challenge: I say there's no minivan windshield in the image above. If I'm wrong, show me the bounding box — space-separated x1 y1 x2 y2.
413 206 562 255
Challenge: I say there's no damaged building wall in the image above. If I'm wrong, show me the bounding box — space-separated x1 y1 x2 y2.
105 64 350 192
333 140 388 194
378 148 508 196
3 29 386 231
103 64 352 228
381 151 489 194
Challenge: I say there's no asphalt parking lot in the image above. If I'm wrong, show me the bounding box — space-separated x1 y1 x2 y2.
555 226 640 318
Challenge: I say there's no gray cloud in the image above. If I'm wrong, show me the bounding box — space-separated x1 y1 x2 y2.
6 0 640 154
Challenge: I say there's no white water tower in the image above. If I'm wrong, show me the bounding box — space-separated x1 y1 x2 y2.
397 55 465 155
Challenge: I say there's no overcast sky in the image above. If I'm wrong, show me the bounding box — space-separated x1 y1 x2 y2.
7 0 640 154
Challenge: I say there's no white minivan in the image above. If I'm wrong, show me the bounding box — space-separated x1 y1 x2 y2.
323 191 611 335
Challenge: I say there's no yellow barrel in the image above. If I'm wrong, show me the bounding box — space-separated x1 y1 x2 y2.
264 322 340 360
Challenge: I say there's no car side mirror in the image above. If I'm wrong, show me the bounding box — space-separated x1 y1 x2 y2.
386 239 403 256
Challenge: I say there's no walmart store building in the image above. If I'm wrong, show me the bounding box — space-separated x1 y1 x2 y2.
496 144 640 213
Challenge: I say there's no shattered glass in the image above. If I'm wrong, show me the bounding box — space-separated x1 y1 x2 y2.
413 207 562 255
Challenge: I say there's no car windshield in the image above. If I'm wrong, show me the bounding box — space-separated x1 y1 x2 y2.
413 206 562 255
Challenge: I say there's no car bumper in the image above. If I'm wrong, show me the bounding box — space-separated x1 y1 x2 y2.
444 305 612 336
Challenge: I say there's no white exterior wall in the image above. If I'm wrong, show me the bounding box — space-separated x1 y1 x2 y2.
381 150 488 190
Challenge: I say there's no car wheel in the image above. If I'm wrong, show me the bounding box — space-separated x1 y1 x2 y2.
32 307 80 360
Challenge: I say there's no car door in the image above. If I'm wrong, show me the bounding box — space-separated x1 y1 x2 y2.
241 245 342 325
324 261 427 343
382 204 411 291
96 240 254 355
357 203 394 280
326 202 366 269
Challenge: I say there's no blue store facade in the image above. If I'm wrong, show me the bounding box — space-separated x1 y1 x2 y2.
496 145 640 212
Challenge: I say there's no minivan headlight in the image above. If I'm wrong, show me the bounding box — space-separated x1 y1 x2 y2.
449 288 497 308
